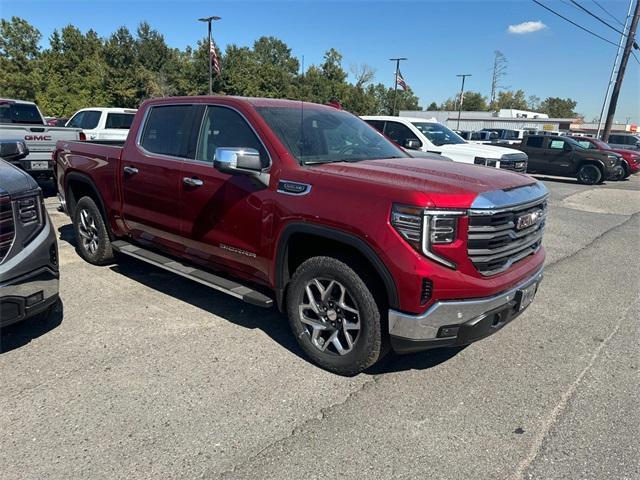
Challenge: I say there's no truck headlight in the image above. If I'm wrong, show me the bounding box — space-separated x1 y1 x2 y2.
391 204 464 269
17 192 45 245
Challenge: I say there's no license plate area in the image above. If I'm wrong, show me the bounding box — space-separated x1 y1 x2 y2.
30 161 49 170
516 281 538 311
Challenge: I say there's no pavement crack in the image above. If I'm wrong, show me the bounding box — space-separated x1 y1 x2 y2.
508 299 637 480
217 374 382 479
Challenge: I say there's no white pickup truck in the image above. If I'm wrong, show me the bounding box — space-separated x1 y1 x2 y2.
0 99 82 180
65 107 137 141
362 116 529 173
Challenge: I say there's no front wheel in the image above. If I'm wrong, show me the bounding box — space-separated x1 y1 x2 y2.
576 164 602 185
73 196 114 265
286 256 384 375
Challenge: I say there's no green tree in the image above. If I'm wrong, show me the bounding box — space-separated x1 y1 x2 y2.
538 97 578 117
441 91 487 111
0 16 41 100
493 89 528 110
426 102 438 111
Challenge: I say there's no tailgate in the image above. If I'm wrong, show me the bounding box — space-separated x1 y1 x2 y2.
0 125 81 155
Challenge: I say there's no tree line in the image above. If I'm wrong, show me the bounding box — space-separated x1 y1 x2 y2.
0 17 420 117
0 16 579 119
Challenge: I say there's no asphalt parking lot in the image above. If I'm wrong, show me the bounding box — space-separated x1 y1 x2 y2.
1 175 639 480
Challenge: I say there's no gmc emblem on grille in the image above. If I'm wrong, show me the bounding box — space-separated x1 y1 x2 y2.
516 211 541 230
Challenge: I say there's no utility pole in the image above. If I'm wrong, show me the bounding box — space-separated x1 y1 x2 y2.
198 15 221 95
602 0 639 141
390 57 407 115
456 74 471 130
597 0 634 137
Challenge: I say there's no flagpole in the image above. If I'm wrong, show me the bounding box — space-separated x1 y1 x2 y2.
198 16 221 96
456 74 471 130
389 57 407 116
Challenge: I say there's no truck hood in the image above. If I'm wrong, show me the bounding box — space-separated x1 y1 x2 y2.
0 159 39 196
311 157 537 208
436 142 523 158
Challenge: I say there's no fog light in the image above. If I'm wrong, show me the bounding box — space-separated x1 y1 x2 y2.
26 291 44 307
438 326 460 338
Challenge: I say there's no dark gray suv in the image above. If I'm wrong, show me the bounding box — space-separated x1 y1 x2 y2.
0 140 59 327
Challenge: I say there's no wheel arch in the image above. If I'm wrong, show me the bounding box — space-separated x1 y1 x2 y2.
274 223 399 312
65 171 112 237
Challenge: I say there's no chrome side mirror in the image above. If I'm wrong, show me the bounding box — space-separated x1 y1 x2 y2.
214 147 270 186
404 138 421 150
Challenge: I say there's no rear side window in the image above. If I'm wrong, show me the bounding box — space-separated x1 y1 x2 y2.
67 110 101 129
365 120 385 132
0 102 43 125
384 121 422 148
549 140 565 150
140 105 202 158
526 137 544 148
105 113 135 129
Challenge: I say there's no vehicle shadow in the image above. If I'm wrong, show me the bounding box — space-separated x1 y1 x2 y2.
107 255 305 360
365 346 467 375
57 224 76 247
0 299 64 354
38 179 58 198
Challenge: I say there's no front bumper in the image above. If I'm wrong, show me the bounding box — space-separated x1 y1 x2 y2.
0 211 59 327
389 267 544 354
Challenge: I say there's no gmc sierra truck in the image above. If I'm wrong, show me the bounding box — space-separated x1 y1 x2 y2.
1 140 59 327
54 96 547 375
512 134 623 185
0 99 83 180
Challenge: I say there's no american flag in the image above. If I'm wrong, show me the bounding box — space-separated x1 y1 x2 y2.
396 69 408 91
210 40 221 76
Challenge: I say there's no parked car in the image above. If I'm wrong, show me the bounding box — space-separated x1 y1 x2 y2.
512 135 623 185
46 117 69 127
0 140 59 328
362 116 529 173
605 133 640 151
66 107 137 141
567 135 640 179
466 131 498 144
55 96 547 375
481 128 525 145
0 99 83 180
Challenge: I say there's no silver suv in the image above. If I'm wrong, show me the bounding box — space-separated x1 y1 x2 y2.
0 140 59 327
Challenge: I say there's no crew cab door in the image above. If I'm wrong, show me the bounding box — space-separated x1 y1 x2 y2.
178 105 272 282
545 138 574 175
121 104 203 251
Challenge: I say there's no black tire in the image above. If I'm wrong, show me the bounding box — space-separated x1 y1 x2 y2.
576 164 602 185
286 256 384 375
73 196 114 265
621 162 631 179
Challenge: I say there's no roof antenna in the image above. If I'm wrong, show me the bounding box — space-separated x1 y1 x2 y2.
300 54 305 159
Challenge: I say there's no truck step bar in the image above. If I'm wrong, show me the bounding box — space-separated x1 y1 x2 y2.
111 240 273 308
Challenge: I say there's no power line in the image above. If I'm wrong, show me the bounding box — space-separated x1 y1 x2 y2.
531 0 619 47
569 0 626 36
592 0 626 27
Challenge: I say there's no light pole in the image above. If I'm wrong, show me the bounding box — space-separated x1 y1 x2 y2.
456 74 471 130
389 57 407 116
198 15 221 95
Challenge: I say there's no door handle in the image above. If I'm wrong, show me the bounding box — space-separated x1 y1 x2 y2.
183 177 204 187
123 166 139 175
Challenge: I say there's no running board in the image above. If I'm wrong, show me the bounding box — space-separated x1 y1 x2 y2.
111 240 273 308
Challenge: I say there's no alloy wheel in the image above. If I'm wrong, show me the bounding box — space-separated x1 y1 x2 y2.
298 278 361 355
78 208 100 254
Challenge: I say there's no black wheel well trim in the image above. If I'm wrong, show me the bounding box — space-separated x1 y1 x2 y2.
65 171 112 237
577 159 605 173
274 222 399 311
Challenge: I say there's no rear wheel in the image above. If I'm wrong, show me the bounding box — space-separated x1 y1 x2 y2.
73 196 114 265
576 164 602 185
286 256 384 375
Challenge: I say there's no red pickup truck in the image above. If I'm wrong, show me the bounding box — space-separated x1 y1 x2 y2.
54 96 547 375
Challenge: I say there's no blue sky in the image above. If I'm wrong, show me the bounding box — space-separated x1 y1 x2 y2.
2 0 638 123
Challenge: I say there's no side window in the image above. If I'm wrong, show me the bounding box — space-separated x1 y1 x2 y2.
105 113 135 129
196 106 268 166
67 112 84 128
526 136 544 148
365 120 385 133
549 139 565 150
383 121 422 148
609 135 621 144
140 105 200 158
80 110 101 129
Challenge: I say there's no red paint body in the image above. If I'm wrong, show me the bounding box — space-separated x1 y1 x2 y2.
55 96 545 315
567 136 640 174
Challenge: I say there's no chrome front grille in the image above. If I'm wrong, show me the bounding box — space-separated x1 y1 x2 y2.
0 196 15 263
499 160 527 173
467 198 547 276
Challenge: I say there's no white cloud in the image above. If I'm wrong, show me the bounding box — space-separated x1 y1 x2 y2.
508 21 547 34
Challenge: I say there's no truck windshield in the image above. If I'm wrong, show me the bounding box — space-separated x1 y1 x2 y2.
0 102 44 125
411 122 466 146
256 106 407 165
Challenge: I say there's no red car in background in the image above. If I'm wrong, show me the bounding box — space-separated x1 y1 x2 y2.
567 136 640 179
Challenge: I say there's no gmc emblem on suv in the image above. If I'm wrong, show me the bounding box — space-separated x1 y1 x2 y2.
516 211 541 230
